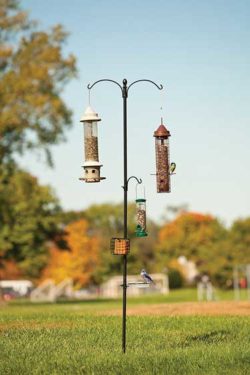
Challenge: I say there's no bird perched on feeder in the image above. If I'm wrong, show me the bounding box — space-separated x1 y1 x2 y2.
141 269 155 284
169 162 176 174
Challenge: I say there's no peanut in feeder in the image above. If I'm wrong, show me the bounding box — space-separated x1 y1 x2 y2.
110 238 130 255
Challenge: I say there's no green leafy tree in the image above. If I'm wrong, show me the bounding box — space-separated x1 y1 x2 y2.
0 0 76 166
205 217 250 287
0 168 61 278
127 220 159 275
157 212 228 286
228 218 250 265
73 203 158 283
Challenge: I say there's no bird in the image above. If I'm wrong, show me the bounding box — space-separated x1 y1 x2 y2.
141 269 154 284
169 162 176 174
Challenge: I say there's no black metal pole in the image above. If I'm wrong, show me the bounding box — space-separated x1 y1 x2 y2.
122 79 128 353
87 78 163 354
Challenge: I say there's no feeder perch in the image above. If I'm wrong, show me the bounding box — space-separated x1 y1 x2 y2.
153 118 171 193
120 281 150 288
79 106 106 183
110 238 130 255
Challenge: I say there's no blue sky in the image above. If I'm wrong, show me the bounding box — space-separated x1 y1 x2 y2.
20 0 250 225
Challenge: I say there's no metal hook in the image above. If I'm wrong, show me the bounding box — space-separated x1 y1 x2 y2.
127 176 142 185
123 176 142 191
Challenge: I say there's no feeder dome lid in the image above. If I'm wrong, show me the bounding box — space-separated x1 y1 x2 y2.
154 123 171 138
80 106 101 122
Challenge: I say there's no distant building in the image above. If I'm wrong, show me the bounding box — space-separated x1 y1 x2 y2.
30 279 73 302
100 273 169 298
178 256 199 283
0 280 33 298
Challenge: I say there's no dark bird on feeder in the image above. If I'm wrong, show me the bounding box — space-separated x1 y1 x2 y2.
170 162 176 174
140 269 154 284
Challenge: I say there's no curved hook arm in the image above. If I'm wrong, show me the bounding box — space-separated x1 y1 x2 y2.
87 79 123 93
127 176 142 186
128 79 163 92
123 176 142 191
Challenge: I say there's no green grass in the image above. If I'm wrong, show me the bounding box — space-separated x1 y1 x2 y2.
8 287 247 310
1 297 250 374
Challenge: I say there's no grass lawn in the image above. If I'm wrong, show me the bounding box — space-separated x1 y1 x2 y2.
7 287 248 309
1 291 250 374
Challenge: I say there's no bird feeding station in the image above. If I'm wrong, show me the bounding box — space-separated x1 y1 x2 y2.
154 118 171 193
79 106 106 183
135 184 147 237
83 78 164 354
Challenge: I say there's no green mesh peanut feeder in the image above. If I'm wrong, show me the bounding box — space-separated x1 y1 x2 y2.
135 184 148 237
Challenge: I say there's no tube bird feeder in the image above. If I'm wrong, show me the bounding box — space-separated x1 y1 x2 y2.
153 118 171 193
135 198 147 237
135 184 147 237
79 106 106 183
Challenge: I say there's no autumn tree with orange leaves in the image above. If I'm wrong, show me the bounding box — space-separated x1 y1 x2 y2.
157 212 228 285
0 0 76 282
42 219 99 288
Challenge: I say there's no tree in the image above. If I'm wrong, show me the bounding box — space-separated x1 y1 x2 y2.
157 212 227 285
127 219 159 275
41 219 99 288
0 168 61 278
0 0 76 281
0 259 22 279
83 203 159 281
83 203 136 282
0 0 76 166
227 218 250 265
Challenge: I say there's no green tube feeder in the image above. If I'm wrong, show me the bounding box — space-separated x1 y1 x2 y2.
135 198 148 237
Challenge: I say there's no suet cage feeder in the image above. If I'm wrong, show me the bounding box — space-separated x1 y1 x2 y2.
79 106 106 183
154 119 171 193
110 238 130 255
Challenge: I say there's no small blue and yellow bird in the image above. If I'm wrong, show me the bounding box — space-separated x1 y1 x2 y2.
169 162 176 174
